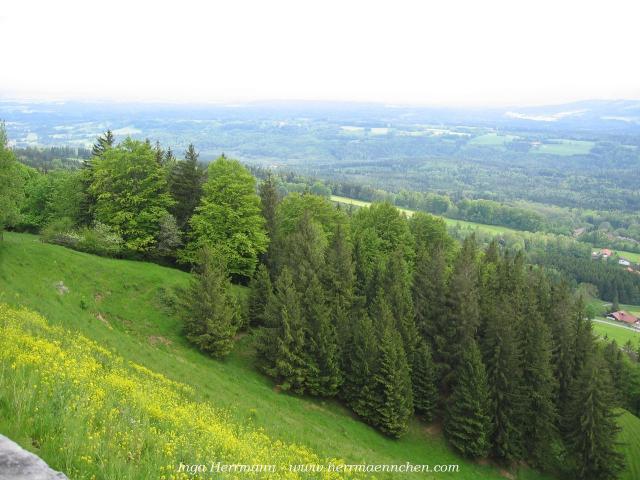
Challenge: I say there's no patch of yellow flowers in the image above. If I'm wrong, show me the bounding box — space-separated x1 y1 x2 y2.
0 304 357 479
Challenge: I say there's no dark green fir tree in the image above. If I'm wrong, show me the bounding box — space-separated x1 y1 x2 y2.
444 337 491 458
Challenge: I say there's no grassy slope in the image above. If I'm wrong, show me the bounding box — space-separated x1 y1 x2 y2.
619 410 640 480
0 232 547 480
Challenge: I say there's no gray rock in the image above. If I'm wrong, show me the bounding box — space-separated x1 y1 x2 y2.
0 435 68 480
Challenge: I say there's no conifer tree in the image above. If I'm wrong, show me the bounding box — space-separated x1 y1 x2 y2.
549 282 575 414
441 235 480 391
165 146 176 165
180 247 240 358
257 267 308 393
304 274 342 397
444 337 491 458
154 140 165 164
170 143 204 230
411 339 438 421
280 210 327 291
518 308 558 468
565 356 625 480
381 247 418 359
413 245 447 343
247 263 273 327
482 254 524 463
258 172 281 266
370 315 414 438
323 223 356 359
89 129 115 160
259 173 280 242
603 340 625 404
483 308 523 463
342 310 378 419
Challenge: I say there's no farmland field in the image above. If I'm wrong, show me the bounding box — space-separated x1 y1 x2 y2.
330 195 521 236
532 139 595 156
592 320 640 347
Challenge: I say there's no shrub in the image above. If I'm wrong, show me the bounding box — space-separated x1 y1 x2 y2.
41 221 124 258
76 222 123 257
41 217 80 248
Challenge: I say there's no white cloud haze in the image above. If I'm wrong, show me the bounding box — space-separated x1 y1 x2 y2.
2 0 639 106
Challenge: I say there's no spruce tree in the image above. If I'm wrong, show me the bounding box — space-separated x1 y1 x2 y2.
154 140 165 164
342 310 378 419
247 263 273 327
518 309 558 468
280 210 327 291
441 234 480 391
565 356 625 480
411 339 438 421
304 274 342 397
89 129 114 160
180 247 240 358
259 173 279 242
413 245 447 344
170 143 204 230
323 223 356 363
550 282 575 416
370 315 414 438
444 337 491 458
483 308 523 463
482 254 524 463
165 146 176 165
381 247 418 359
257 267 308 393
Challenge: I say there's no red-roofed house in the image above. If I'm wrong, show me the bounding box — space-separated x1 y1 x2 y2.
607 311 639 325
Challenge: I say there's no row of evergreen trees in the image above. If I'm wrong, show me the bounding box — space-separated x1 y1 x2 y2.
246 186 625 479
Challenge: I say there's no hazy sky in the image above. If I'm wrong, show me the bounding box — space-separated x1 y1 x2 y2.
2 0 639 106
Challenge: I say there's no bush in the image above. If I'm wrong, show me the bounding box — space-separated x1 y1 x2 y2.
42 221 123 258
76 222 124 257
41 217 81 248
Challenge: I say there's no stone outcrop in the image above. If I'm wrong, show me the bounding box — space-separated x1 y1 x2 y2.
0 435 68 480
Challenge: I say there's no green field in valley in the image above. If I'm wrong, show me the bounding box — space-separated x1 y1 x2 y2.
0 232 555 480
592 320 640 347
331 195 520 236
617 250 640 263
468 132 518 146
533 139 595 156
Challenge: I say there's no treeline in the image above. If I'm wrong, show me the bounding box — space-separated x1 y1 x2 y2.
447 222 640 305
266 160 640 248
13 145 90 171
532 247 640 304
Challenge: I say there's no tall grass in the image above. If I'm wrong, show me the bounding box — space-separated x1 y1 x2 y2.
0 303 352 479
